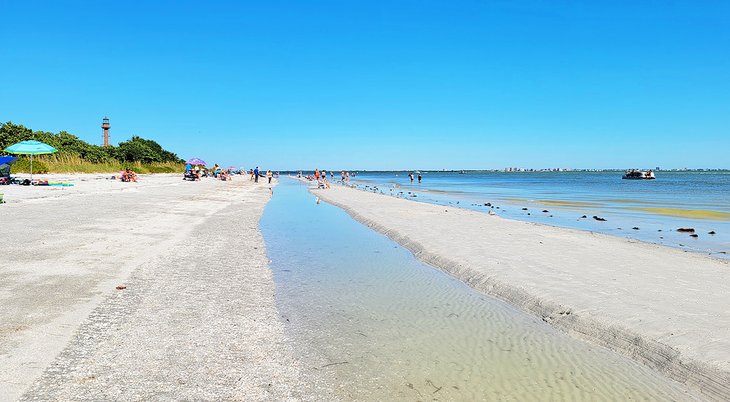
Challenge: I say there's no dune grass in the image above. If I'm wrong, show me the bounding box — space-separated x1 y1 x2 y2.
10 154 184 174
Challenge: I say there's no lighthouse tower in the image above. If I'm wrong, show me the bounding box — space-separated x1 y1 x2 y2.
101 117 111 147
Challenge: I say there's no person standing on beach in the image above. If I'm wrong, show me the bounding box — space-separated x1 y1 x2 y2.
345 171 350 183
341 170 345 184
418 173 422 183
315 168 320 182
267 170 273 184
321 169 327 181
409 173 414 183
254 166 259 183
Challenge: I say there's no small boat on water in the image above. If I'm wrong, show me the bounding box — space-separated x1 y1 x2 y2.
622 169 656 180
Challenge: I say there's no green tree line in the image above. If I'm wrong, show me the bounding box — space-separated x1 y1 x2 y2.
0 121 183 164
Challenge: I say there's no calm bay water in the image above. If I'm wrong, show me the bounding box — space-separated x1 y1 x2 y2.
260 179 695 400
349 171 730 258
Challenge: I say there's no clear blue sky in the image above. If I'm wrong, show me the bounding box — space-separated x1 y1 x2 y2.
1 1 728 170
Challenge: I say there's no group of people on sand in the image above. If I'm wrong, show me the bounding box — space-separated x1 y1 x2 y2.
248 167 274 184
210 164 232 181
119 168 137 182
340 170 351 184
185 163 267 182
185 163 207 181
120 163 277 184
302 168 352 189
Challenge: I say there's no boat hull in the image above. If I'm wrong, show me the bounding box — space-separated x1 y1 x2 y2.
622 175 656 180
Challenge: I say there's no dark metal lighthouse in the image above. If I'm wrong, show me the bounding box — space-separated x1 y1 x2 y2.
101 117 111 147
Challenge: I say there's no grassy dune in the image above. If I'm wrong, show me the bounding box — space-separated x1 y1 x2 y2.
10 154 184 174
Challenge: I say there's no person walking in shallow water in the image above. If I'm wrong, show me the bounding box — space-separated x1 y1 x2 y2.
409 173 414 183
418 173 422 183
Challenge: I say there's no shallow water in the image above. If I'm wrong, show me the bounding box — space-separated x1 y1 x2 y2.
260 179 696 401
350 171 730 259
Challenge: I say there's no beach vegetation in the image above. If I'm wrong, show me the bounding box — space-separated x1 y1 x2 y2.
9 153 182 174
1 121 184 173
10 158 49 174
116 136 179 164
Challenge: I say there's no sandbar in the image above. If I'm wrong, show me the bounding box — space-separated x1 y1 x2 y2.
314 183 730 400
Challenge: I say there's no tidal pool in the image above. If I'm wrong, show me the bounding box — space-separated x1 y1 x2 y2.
260 179 697 401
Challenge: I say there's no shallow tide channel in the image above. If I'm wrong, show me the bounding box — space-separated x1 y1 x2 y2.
260 179 695 401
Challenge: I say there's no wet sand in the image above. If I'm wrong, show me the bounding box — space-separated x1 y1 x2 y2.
0 174 301 400
267 180 698 400
313 182 730 400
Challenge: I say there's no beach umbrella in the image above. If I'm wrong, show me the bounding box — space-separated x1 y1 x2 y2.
4 140 58 183
186 157 206 166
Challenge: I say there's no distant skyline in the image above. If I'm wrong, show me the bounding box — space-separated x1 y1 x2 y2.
1 1 728 170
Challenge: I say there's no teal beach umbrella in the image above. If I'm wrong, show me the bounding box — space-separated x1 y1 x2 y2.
4 140 58 183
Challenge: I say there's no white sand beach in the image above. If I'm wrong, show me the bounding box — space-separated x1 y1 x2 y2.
3 172 728 400
313 183 730 400
0 174 302 400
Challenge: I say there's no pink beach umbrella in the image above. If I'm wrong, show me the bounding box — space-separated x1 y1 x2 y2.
186 157 206 166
